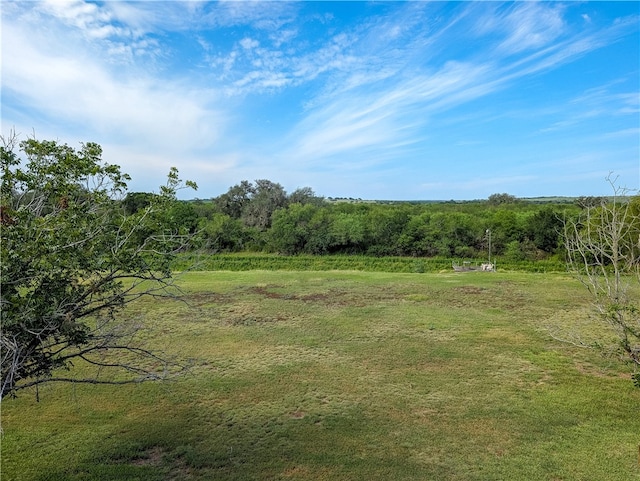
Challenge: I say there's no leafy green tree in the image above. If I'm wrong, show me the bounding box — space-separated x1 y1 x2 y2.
241 179 288 230
526 207 563 253
200 213 249 252
0 135 196 399
364 205 411 256
305 207 334 254
488 193 518 205
397 212 433 256
329 212 366 253
165 201 199 235
288 186 324 206
488 210 523 255
215 180 254 219
191 199 218 221
122 192 154 215
269 203 317 254
419 212 479 258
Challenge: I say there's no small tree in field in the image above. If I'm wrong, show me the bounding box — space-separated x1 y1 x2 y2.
563 176 640 387
1 134 197 399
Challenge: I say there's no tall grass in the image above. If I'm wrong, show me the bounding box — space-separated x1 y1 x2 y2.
174 253 566 273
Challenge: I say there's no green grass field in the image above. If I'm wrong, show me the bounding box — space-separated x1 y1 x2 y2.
2 270 639 480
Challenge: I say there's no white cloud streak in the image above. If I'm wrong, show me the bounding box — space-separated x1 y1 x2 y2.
2 1 637 198
278 2 638 171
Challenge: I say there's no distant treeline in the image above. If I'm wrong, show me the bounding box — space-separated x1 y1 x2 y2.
124 181 603 262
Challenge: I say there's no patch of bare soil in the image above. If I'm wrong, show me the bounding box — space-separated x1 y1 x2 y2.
452 286 489 295
242 284 399 307
131 446 165 466
184 292 232 306
428 281 529 310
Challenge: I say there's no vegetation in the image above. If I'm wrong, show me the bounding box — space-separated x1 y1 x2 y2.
173 253 566 274
3 271 639 480
188 183 580 262
564 178 640 386
2 135 639 479
0 135 196 399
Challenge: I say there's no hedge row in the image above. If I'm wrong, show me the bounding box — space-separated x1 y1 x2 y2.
174 253 567 274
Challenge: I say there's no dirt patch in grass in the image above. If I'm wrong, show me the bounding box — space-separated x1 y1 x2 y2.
452 286 489 295
130 446 165 467
242 284 403 308
225 310 290 326
184 292 233 306
421 281 530 311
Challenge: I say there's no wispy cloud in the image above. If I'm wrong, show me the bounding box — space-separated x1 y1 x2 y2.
2 1 637 198
279 1 636 169
538 80 640 133
495 2 566 54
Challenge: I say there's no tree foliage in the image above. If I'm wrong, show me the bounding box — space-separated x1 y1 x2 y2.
241 179 288 230
0 135 196 399
173 180 575 259
488 193 518 205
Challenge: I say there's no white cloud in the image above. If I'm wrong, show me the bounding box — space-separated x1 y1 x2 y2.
494 2 566 54
270 28 298 48
240 37 259 50
204 0 297 30
275 0 638 181
282 58 499 167
40 0 109 28
2 1 637 199
1 17 229 187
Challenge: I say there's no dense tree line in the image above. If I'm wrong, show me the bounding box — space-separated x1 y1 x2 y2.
130 181 589 261
267 198 573 259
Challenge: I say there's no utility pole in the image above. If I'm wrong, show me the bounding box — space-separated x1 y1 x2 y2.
486 229 491 264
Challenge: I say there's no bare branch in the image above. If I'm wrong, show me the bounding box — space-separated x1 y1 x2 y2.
562 175 640 384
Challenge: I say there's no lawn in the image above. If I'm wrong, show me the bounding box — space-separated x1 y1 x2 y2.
2 270 639 480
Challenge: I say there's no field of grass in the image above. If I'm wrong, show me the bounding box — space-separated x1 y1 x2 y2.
2 270 639 480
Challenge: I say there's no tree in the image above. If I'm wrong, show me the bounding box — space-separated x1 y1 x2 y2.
164 200 199 235
329 212 366 253
200 213 248 252
215 180 254 219
122 192 154 215
288 186 324 206
397 212 433 257
526 207 563 253
575 196 604 209
364 205 411 256
269 203 317 254
0 135 197 399
563 177 640 387
488 193 518 205
241 179 287 230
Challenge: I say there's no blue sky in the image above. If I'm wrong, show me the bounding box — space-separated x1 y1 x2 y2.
2 1 639 200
